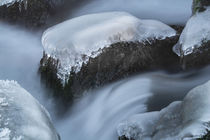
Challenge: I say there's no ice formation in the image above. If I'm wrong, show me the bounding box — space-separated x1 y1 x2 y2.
0 80 59 140
117 80 210 140
42 12 176 82
173 7 210 56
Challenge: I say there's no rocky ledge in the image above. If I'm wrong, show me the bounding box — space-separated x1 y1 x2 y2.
0 0 56 27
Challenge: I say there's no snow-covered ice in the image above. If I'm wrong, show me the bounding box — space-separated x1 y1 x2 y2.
117 80 210 140
173 7 210 56
0 80 59 140
42 12 176 82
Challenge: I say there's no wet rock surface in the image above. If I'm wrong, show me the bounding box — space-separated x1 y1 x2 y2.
39 36 180 104
0 0 55 27
118 135 134 140
0 0 93 28
180 40 210 70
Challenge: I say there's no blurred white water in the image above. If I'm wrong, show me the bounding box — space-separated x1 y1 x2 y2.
55 68 210 140
0 22 55 116
70 0 192 25
56 77 152 140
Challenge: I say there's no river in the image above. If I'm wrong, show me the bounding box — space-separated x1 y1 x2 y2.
1 0 205 140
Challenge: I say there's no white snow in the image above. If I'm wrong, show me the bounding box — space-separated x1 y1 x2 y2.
117 80 210 140
42 12 176 82
173 7 210 56
0 80 59 140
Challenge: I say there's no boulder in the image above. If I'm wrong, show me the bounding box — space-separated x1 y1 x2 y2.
173 7 210 69
39 12 179 103
0 80 60 140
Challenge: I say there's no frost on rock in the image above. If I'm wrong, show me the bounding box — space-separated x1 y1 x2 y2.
0 0 62 7
0 80 59 140
117 80 210 140
173 7 210 56
0 0 24 7
42 12 176 82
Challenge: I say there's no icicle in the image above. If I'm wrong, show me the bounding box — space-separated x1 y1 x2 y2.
23 0 27 10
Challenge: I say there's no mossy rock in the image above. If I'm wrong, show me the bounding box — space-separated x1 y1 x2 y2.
192 0 210 15
39 36 180 104
0 0 55 27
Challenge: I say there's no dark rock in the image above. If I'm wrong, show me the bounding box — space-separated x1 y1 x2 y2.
0 0 55 27
118 135 135 140
170 25 184 35
179 40 210 70
39 36 180 104
0 0 94 28
197 130 210 140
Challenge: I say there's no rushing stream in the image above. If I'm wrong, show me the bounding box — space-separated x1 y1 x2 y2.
0 0 208 140
55 69 210 140
1 21 210 140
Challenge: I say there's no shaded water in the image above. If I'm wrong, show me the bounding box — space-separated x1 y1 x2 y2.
70 0 192 25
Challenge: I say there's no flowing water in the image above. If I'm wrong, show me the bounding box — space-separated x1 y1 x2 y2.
0 23 56 116
1 0 209 140
69 0 192 25
55 69 210 140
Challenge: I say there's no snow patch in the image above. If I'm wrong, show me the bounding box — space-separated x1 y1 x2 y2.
0 80 59 140
173 7 210 56
117 80 210 140
42 12 176 83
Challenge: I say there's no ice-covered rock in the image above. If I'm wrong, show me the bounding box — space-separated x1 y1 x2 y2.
117 80 210 140
42 12 176 83
173 7 210 56
39 12 179 103
173 6 210 69
0 80 59 140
